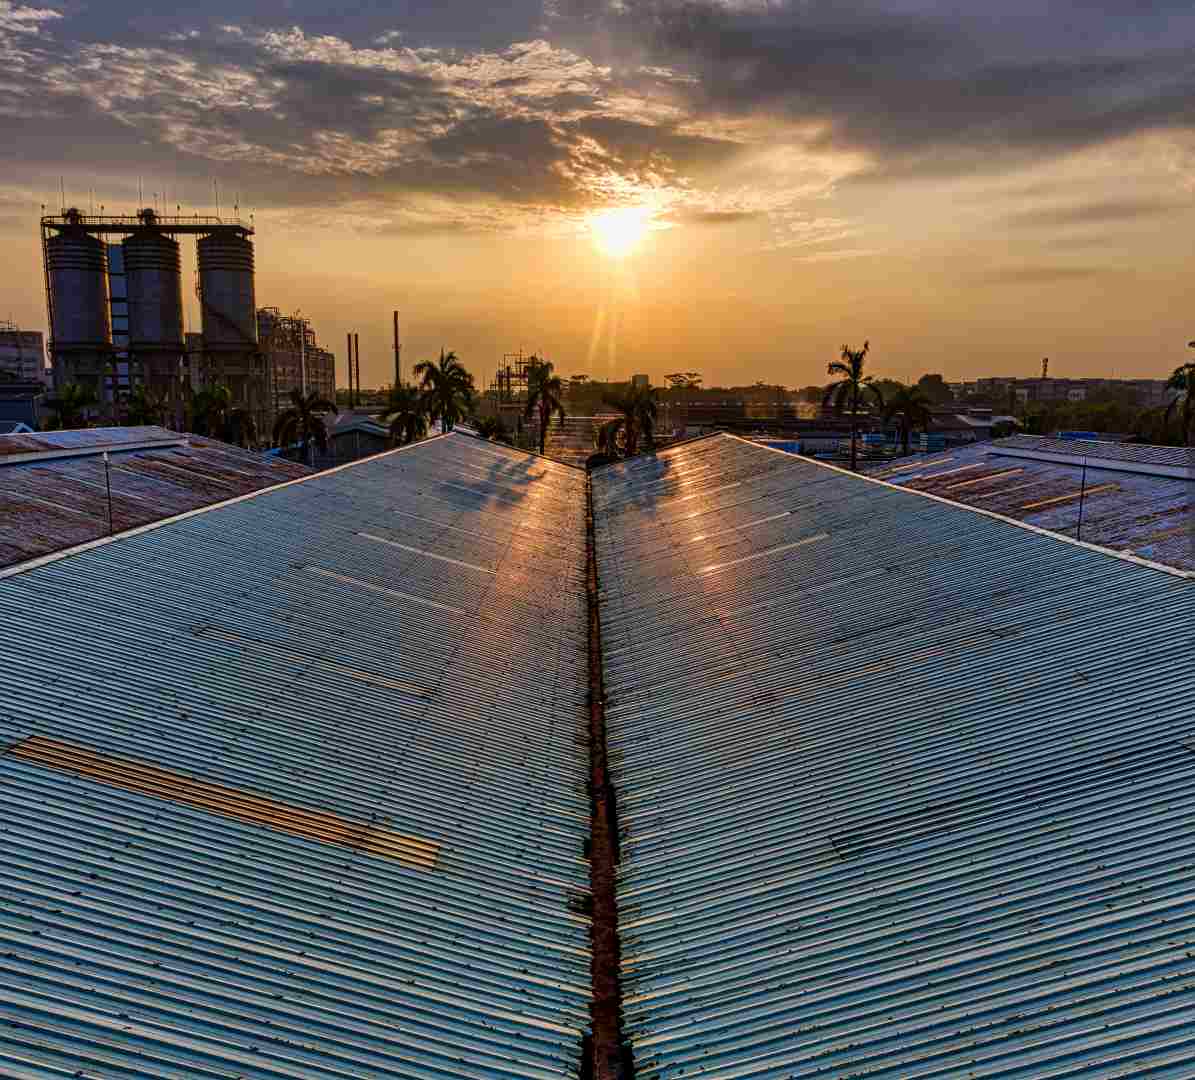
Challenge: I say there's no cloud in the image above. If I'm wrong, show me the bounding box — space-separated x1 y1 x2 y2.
9 21 750 219
0 2 60 35
8 0 1188 267
973 265 1111 285
547 0 1195 179
668 208 761 225
1004 197 1188 229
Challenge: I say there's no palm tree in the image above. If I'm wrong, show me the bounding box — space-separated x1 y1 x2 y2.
124 385 170 427
524 357 566 455
385 383 429 447
882 383 934 456
824 341 883 471
413 349 474 433
1165 356 1194 447
45 383 98 430
272 388 335 464
595 417 625 457
222 406 259 449
602 385 659 457
473 414 511 444
189 384 258 447
190 385 231 437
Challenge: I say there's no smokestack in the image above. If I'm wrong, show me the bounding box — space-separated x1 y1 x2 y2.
347 331 354 408
354 333 360 402
399 310 408 389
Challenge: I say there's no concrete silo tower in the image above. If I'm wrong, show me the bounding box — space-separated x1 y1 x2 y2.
44 208 112 402
123 209 185 402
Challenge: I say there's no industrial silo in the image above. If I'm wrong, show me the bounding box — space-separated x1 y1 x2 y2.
123 214 184 399
45 211 111 396
197 230 260 417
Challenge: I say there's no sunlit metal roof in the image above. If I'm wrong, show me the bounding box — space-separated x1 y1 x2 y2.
0 426 312 570
0 432 592 1078
593 433 1195 1078
867 441 1193 572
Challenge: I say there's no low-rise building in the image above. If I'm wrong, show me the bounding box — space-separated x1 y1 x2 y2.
0 324 47 385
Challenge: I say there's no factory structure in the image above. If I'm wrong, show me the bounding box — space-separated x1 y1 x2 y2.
0 322 47 385
41 207 334 434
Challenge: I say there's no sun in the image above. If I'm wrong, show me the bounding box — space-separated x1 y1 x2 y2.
588 205 653 258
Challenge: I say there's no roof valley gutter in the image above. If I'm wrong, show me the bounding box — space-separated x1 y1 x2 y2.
585 469 633 1080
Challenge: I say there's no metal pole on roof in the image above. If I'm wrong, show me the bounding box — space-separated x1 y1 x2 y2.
102 451 113 535
1076 456 1088 542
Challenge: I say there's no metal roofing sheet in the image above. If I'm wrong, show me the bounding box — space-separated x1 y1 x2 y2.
0 430 311 569
992 434 1195 472
866 443 1193 572
593 433 1195 1079
0 425 181 458
0 431 592 1078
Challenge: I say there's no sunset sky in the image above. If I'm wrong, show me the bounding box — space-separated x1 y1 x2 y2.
2 0 1193 389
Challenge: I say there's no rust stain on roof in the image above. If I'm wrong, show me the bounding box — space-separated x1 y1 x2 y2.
0 429 311 569
7 735 441 869
1021 482 1119 510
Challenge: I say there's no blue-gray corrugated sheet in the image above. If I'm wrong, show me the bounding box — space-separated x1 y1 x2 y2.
0 432 592 1079
593 433 1195 1079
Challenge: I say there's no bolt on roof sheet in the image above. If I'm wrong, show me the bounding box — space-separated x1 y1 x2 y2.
0 431 593 1079
593 433 1195 1079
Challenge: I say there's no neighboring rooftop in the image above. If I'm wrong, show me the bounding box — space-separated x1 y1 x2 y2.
0 431 592 1077
865 437 1192 571
991 433 1195 475
0 426 311 569
594 434 1194 1077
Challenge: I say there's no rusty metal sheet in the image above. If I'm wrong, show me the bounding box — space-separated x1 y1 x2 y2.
0 428 311 569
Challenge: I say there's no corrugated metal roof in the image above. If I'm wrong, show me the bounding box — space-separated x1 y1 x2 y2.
593 433 1195 1079
993 434 1195 473
866 442 1193 571
0 427 312 569
0 431 593 1078
0 425 182 458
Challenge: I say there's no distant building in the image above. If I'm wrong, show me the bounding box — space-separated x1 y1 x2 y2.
258 308 336 413
323 413 390 467
631 373 650 388
0 379 46 429
965 375 1172 408
0 325 47 385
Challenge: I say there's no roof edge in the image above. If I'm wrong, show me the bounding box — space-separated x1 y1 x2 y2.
728 433 1195 581
0 435 188 467
0 434 453 582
